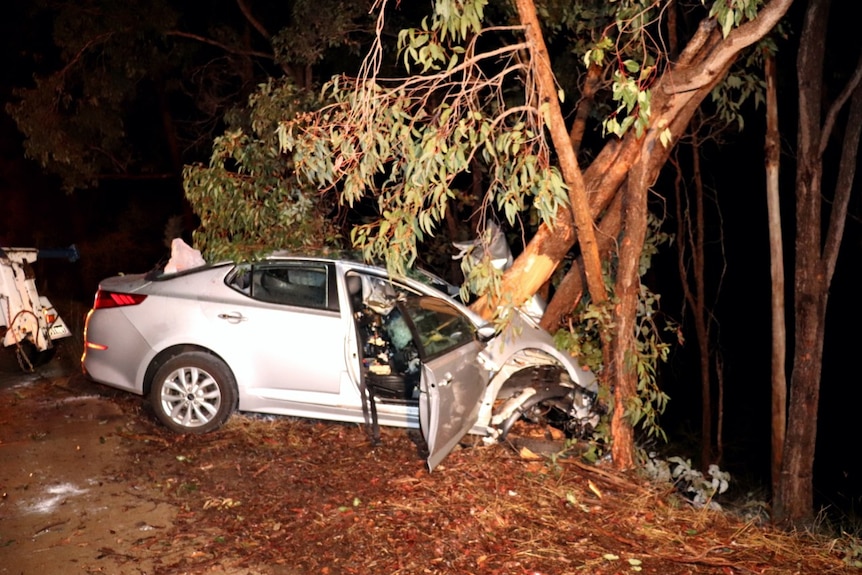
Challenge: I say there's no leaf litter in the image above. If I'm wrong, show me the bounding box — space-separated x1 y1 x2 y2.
114 408 859 575
2 373 860 574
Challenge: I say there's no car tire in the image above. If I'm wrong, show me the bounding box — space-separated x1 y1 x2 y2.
150 352 237 434
15 339 55 372
496 385 573 442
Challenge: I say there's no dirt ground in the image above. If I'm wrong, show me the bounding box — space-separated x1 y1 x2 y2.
0 352 181 575
2 350 860 575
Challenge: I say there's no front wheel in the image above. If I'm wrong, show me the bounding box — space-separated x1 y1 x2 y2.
150 352 237 434
495 383 598 442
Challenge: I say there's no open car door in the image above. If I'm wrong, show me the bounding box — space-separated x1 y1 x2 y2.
397 296 487 470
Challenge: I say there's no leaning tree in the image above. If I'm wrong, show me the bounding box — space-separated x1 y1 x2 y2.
184 0 793 480
252 0 792 470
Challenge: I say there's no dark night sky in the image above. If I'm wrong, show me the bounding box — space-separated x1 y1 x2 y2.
2 1 861 514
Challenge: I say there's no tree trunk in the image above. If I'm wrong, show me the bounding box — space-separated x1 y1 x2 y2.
763 52 787 503
690 143 713 470
514 0 607 309
477 0 793 318
608 161 651 470
568 64 602 153
774 0 830 525
540 193 623 334
672 131 715 470
775 0 862 524
470 0 794 471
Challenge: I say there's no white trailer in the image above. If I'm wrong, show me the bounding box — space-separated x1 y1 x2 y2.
1 247 73 371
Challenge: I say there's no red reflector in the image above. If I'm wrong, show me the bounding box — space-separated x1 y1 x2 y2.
86 342 108 351
93 290 147 309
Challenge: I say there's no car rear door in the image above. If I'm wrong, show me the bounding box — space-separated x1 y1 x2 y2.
207 261 347 402
397 296 487 469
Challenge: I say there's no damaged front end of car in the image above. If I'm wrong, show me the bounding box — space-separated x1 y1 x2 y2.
471 310 602 446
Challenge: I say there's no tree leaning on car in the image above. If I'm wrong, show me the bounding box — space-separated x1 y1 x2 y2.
268 0 793 470
183 0 801 516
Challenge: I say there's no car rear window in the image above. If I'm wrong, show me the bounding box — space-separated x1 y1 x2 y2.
252 264 330 310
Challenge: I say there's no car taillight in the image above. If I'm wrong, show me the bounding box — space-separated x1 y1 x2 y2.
93 290 147 309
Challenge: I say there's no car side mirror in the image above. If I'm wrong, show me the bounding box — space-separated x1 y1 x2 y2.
477 324 497 342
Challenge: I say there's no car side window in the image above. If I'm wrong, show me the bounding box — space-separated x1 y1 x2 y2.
251 264 330 310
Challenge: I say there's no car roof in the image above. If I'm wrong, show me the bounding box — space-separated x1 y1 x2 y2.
152 251 461 299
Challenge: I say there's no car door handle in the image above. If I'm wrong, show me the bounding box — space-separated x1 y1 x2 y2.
438 372 453 387
217 312 247 323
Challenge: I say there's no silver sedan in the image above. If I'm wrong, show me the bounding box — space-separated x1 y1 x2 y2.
82 255 598 469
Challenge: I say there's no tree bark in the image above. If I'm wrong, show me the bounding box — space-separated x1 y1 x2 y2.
608 159 651 470
469 0 794 471
776 0 862 524
568 64 602 153
776 0 827 524
540 192 623 334
513 0 607 309
763 52 787 504
476 0 793 320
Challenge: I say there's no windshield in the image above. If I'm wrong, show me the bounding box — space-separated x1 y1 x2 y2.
398 296 476 359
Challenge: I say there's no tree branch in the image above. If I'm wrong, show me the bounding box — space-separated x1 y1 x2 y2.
664 0 794 95
819 52 862 157
823 78 862 284
514 0 608 307
235 0 273 41
57 32 115 80
165 30 275 61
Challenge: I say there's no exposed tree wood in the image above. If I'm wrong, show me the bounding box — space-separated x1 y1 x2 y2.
478 137 638 327
469 0 793 469
480 0 794 321
539 192 623 334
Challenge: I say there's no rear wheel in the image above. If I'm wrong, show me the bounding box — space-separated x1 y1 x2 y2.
15 339 55 372
150 352 237 434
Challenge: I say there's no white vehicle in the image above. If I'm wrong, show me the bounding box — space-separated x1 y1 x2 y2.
1 247 74 370
82 252 600 469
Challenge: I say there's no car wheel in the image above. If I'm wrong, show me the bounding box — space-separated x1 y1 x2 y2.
150 352 237 434
496 386 575 442
15 339 55 372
